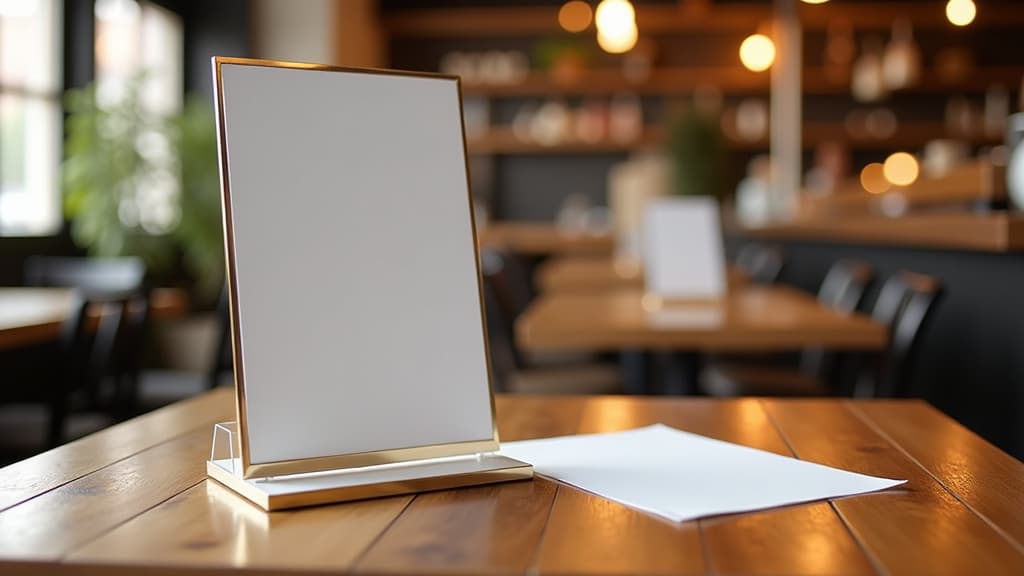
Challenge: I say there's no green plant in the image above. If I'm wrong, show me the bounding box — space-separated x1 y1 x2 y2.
62 78 223 301
666 101 726 198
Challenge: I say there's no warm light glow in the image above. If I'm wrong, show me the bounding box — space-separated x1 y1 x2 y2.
883 152 920 186
595 0 634 33
595 0 637 54
558 1 592 33
641 293 663 312
801 0 830 4
597 23 638 54
739 34 775 72
860 163 890 195
946 0 976 27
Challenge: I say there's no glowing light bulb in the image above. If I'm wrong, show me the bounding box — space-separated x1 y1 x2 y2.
739 34 775 72
883 152 920 186
595 0 637 54
801 0 830 4
558 1 592 33
597 22 638 54
860 163 890 195
595 0 635 33
946 0 976 27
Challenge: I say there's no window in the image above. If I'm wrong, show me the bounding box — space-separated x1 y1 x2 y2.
0 0 62 236
93 0 183 234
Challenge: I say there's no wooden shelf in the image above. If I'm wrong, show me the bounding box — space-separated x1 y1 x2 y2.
466 123 1001 155
384 3 1024 37
467 127 662 155
462 67 1024 98
739 212 1024 253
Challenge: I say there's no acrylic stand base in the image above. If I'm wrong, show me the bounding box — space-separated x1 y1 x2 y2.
206 422 534 511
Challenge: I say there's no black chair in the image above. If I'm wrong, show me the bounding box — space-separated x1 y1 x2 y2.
734 243 784 284
481 248 620 394
799 260 876 381
701 260 875 396
127 286 234 412
25 256 146 295
46 290 148 446
207 287 234 389
853 272 942 398
22 257 149 427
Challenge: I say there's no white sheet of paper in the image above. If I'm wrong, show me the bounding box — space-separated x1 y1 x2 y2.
643 197 727 299
498 424 904 522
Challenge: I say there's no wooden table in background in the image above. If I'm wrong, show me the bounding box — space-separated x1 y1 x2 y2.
536 257 644 292
517 285 886 352
0 288 188 350
0 389 1021 575
536 257 750 294
478 222 613 256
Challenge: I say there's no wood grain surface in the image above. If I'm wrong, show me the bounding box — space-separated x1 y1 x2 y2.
0 392 1021 575
516 286 887 352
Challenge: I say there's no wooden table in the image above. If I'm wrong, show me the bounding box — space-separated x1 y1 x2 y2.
1 389 1021 575
517 285 887 352
536 257 750 294
536 257 644 292
478 222 613 256
0 287 188 350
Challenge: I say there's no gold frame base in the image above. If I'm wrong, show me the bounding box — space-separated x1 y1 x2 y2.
206 455 533 511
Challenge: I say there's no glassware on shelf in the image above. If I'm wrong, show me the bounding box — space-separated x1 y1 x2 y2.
609 94 643 143
1004 113 1024 210
882 20 921 90
734 98 769 142
574 99 610 144
922 139 970 178
851 37 888 103
984 85 1010 138
531 100 573 146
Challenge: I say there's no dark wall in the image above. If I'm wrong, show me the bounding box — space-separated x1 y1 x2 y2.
745 238 1024 460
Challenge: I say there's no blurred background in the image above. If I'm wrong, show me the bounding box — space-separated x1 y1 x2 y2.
2 0 1024 463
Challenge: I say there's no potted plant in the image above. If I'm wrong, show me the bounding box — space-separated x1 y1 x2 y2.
62 77 224 371
62 76 223 303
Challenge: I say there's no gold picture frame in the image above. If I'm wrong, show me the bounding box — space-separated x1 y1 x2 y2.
211 56 506 482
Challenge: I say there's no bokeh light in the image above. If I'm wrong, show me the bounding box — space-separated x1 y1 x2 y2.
595 0 635 34
946 0 976 27
595 0 637 54
597 23 638 53
739 34 776 72
883 152 920 186
558 1 592 33
860 162 890 194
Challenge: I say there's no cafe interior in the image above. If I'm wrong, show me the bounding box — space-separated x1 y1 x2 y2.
1 0 1023 470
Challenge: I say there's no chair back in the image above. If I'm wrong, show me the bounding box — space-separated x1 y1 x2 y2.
878 272 942 397
801 261 874 384
734 244 784 284
857 272 943 398
479 249 521 391
25 256 146 296
817 260 874 313
50 289 147 445
26 257 150 441
208 286 234 389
